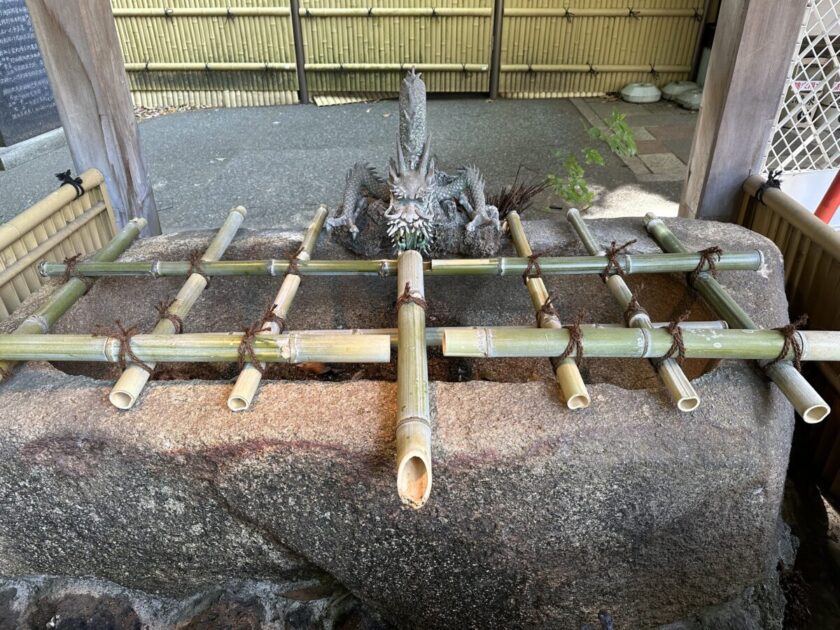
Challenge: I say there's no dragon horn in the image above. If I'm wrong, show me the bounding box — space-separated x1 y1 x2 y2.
420 133 432 174
396 134 406 173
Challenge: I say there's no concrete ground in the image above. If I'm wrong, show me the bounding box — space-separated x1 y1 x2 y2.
0 97 692 232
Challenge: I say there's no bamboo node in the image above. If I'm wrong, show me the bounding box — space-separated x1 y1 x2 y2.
259 303 287 333
395 282 428 311
623 294 649 327
690 246 723 282
95 321 154 374
558 314 585 366
600 239 636 280
538 293 558 326
154 297 184 334
522 254 542 284
55 170 84 198
767 315 808 372
656 313 689 367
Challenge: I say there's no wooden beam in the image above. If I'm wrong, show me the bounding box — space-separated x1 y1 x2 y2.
680 0 807 221
25 0 161 235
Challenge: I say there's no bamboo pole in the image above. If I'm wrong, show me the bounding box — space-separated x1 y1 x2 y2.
124 62 489 73
0 218 146 382
296 320 729 347
566 208 699 412
110 207 246 410
440 327 840 362
499 64 691 74
0 332 391 364
40 251 764 279
644 213 830 423
507 212 590 409
228 206 328 412
396 250 432 509
503 8 702 17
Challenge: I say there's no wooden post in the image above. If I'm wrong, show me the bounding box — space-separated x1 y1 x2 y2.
679 0 807 221
488 0 504 99
289 0 310 105
25 0 161 236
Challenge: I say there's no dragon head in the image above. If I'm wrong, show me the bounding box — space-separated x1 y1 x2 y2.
386 135 435 252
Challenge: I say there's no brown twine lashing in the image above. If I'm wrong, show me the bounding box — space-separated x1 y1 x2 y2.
600 239 637 281
522 254 542 285
237 319 271 374
690 246 723 283
259 303 287 333
395 282 428 311
95 320 154 373
154 297 184 334
656 313 689 366
537 293 558 326
767 315 808 372
558 313 585 366
62 254 82 283
623 294 649 327
286 248 304 277
188 250 210 283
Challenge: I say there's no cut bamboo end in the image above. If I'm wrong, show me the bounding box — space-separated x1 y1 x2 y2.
658 360 700 412
109 388 136 410
396 419 432 509
227 365 264 412
802 404 831 424
554 359 591 409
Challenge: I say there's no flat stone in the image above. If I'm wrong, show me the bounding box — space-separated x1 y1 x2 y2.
0 218 795 628
640 153 687 178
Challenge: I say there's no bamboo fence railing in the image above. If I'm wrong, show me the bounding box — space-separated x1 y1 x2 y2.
110 0 704 106
0 169 117 321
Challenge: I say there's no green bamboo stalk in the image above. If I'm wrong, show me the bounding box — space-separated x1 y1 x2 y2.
567 208 699 412
441 327 840 362
228 206 328 412
644 213 830 424
0 332 391 364
39 251 764 279
0 218 146 383
110 207 247 410
396 250 432 510
507 212 590 409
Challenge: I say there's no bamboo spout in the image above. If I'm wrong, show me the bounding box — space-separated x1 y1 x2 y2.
110 206 246 409
507 212 590 409
396 250 432 508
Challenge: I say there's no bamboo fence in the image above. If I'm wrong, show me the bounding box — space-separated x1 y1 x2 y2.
110 0 703 106
110 206 247 409
0 217 145 383
39 251 764 278
228 205 328 411
566 208 699 411
507 211 589 409
0 169 117 320
645 213 830 424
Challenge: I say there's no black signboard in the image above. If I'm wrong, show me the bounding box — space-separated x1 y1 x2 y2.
0 0 60 147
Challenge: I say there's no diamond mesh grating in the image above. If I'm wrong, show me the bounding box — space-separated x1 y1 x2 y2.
763 0 840 174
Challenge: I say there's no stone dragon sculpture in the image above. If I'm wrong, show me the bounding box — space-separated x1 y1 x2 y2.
327 69 501 257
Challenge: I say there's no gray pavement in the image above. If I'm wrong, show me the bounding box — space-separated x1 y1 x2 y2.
0 97 685 232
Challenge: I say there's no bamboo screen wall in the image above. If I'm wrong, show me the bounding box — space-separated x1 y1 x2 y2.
0 170 117 321
110 0 703 107
737 177 840 504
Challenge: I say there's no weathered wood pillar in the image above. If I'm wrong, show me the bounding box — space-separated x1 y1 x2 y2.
680 0 807 221
25 0 161 235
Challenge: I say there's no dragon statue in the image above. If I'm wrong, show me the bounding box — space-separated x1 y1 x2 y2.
326 69 502 257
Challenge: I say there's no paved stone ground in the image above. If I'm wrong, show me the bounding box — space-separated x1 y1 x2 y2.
572 97 698 183
0 97 687 231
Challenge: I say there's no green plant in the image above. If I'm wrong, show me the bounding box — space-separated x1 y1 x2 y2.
547 110 637 209
588 111 638 158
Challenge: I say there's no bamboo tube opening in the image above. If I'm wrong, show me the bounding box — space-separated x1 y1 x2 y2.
802 404 830 424
109 390 135 410
396 420 432 509
677 395 700 413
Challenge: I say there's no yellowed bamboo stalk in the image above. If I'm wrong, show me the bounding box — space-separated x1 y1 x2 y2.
109 207 246 410
396 250 432 509
499 64 691 73
125 63 488 73
113 7 292 17
566 208 699 412
228 205 328 412
300 7 491 17
504 8 700 17
507 212 590 409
